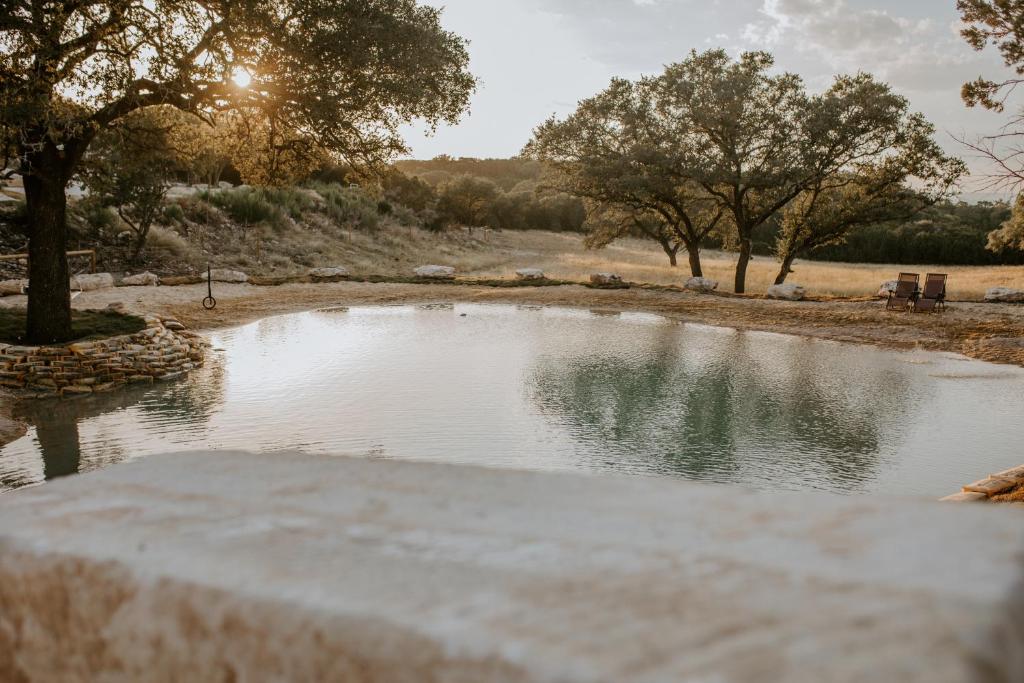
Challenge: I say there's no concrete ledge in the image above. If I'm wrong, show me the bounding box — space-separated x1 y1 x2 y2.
1 451 1023 682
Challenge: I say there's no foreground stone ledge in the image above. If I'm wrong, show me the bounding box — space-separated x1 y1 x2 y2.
1 451 1023 683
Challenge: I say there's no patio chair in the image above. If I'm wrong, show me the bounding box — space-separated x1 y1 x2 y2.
913 273 947 313
886 272 919 311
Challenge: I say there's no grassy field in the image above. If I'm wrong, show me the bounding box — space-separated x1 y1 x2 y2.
438 231 1024 300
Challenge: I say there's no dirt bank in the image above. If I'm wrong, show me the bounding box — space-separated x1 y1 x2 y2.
2 278 1017 367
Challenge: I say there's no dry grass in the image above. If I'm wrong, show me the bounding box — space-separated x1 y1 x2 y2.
434 231 1024 300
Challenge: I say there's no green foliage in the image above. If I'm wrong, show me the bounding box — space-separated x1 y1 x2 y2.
308 182 381 231
200 188 287 229
528 48 964 288
161 203 185 224
432 174 585 233
395 157 543 190
804 201 1024 265
988 194 1024 252
0 309 146 345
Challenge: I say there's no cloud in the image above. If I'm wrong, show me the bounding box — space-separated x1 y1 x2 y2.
740 0 991 93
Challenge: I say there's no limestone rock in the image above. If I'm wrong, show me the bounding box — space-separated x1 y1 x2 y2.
121 271 160 287
209 269 248 284
984 287 1024 303
766 283 806 301
309 266 350 280
2 451 1024 682
70 272 114 291
515 268 545 281
684 276 718 293
0 279 26 296
590 272 623 285
414 265 456 280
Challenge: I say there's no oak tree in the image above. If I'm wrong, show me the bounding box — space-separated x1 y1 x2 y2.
0 0 474 342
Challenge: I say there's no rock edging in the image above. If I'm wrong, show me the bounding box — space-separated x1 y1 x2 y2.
941 463 1024 503
0 315 208 399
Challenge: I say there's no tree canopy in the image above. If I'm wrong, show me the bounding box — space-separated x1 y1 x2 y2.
958 0 1024 252
1 0 475 342
528 49 962 291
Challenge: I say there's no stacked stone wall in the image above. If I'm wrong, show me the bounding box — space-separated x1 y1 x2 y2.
0 315 207 398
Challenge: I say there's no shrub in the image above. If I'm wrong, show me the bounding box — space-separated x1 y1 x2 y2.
307 182 380 231
161 203 185 223
199 187 287 229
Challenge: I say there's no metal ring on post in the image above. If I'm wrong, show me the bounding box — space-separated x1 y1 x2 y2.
202 296 216 310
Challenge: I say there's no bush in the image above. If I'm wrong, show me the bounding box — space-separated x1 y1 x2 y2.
161 203 185 223
74 200 122 239
307 182 380 231
199 187 287 229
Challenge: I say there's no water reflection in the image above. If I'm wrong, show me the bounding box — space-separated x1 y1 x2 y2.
3 351 226 489
1 304 1022 497
530 327 916 492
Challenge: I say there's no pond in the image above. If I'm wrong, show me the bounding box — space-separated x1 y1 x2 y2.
2 303 1023 496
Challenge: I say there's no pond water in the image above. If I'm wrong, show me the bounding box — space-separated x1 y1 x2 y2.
2 303 1023 496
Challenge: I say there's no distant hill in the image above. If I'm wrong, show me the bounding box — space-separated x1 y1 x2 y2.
394 156 543 191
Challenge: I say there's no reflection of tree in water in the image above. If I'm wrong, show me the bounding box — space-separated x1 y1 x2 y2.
9 351 226 485
530 328 917 491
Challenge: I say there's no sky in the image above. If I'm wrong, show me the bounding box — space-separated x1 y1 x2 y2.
399 0 1020 200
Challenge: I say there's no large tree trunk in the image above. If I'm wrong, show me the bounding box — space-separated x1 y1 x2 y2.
733 237 752 294
687 246 703 277
774 253 796 285
24 173 73 344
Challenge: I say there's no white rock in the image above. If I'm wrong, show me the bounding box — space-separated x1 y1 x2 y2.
70 272 115 291
515 268 545 281
308 266 350 280
0 279 27 296
208 269 248 284
984 287 1024 303
120 271 160 287
766 283 806 301
414 265 456 280
878 280 898 297
684 276 718 293
590 272 623 285
1 450 1024 682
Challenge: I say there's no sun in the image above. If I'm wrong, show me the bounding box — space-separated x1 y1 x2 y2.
231 67 252 88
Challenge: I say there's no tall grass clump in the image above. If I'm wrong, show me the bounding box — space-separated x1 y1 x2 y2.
308 182 381 231
199 187 287 229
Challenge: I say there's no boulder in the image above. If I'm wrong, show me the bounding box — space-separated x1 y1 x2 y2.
766 283 806 301
0 279 26 296
590 272 623 286
878 280 898 298
985 287 1024 303
414 265 456 280
71 272 115 291
121 271 160 287
515 268 545 281
309 266 350 280
684 276 718 293
209 269 248 284
106 302 126 313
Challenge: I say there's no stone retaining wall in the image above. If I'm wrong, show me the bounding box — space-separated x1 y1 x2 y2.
0 315 207 399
